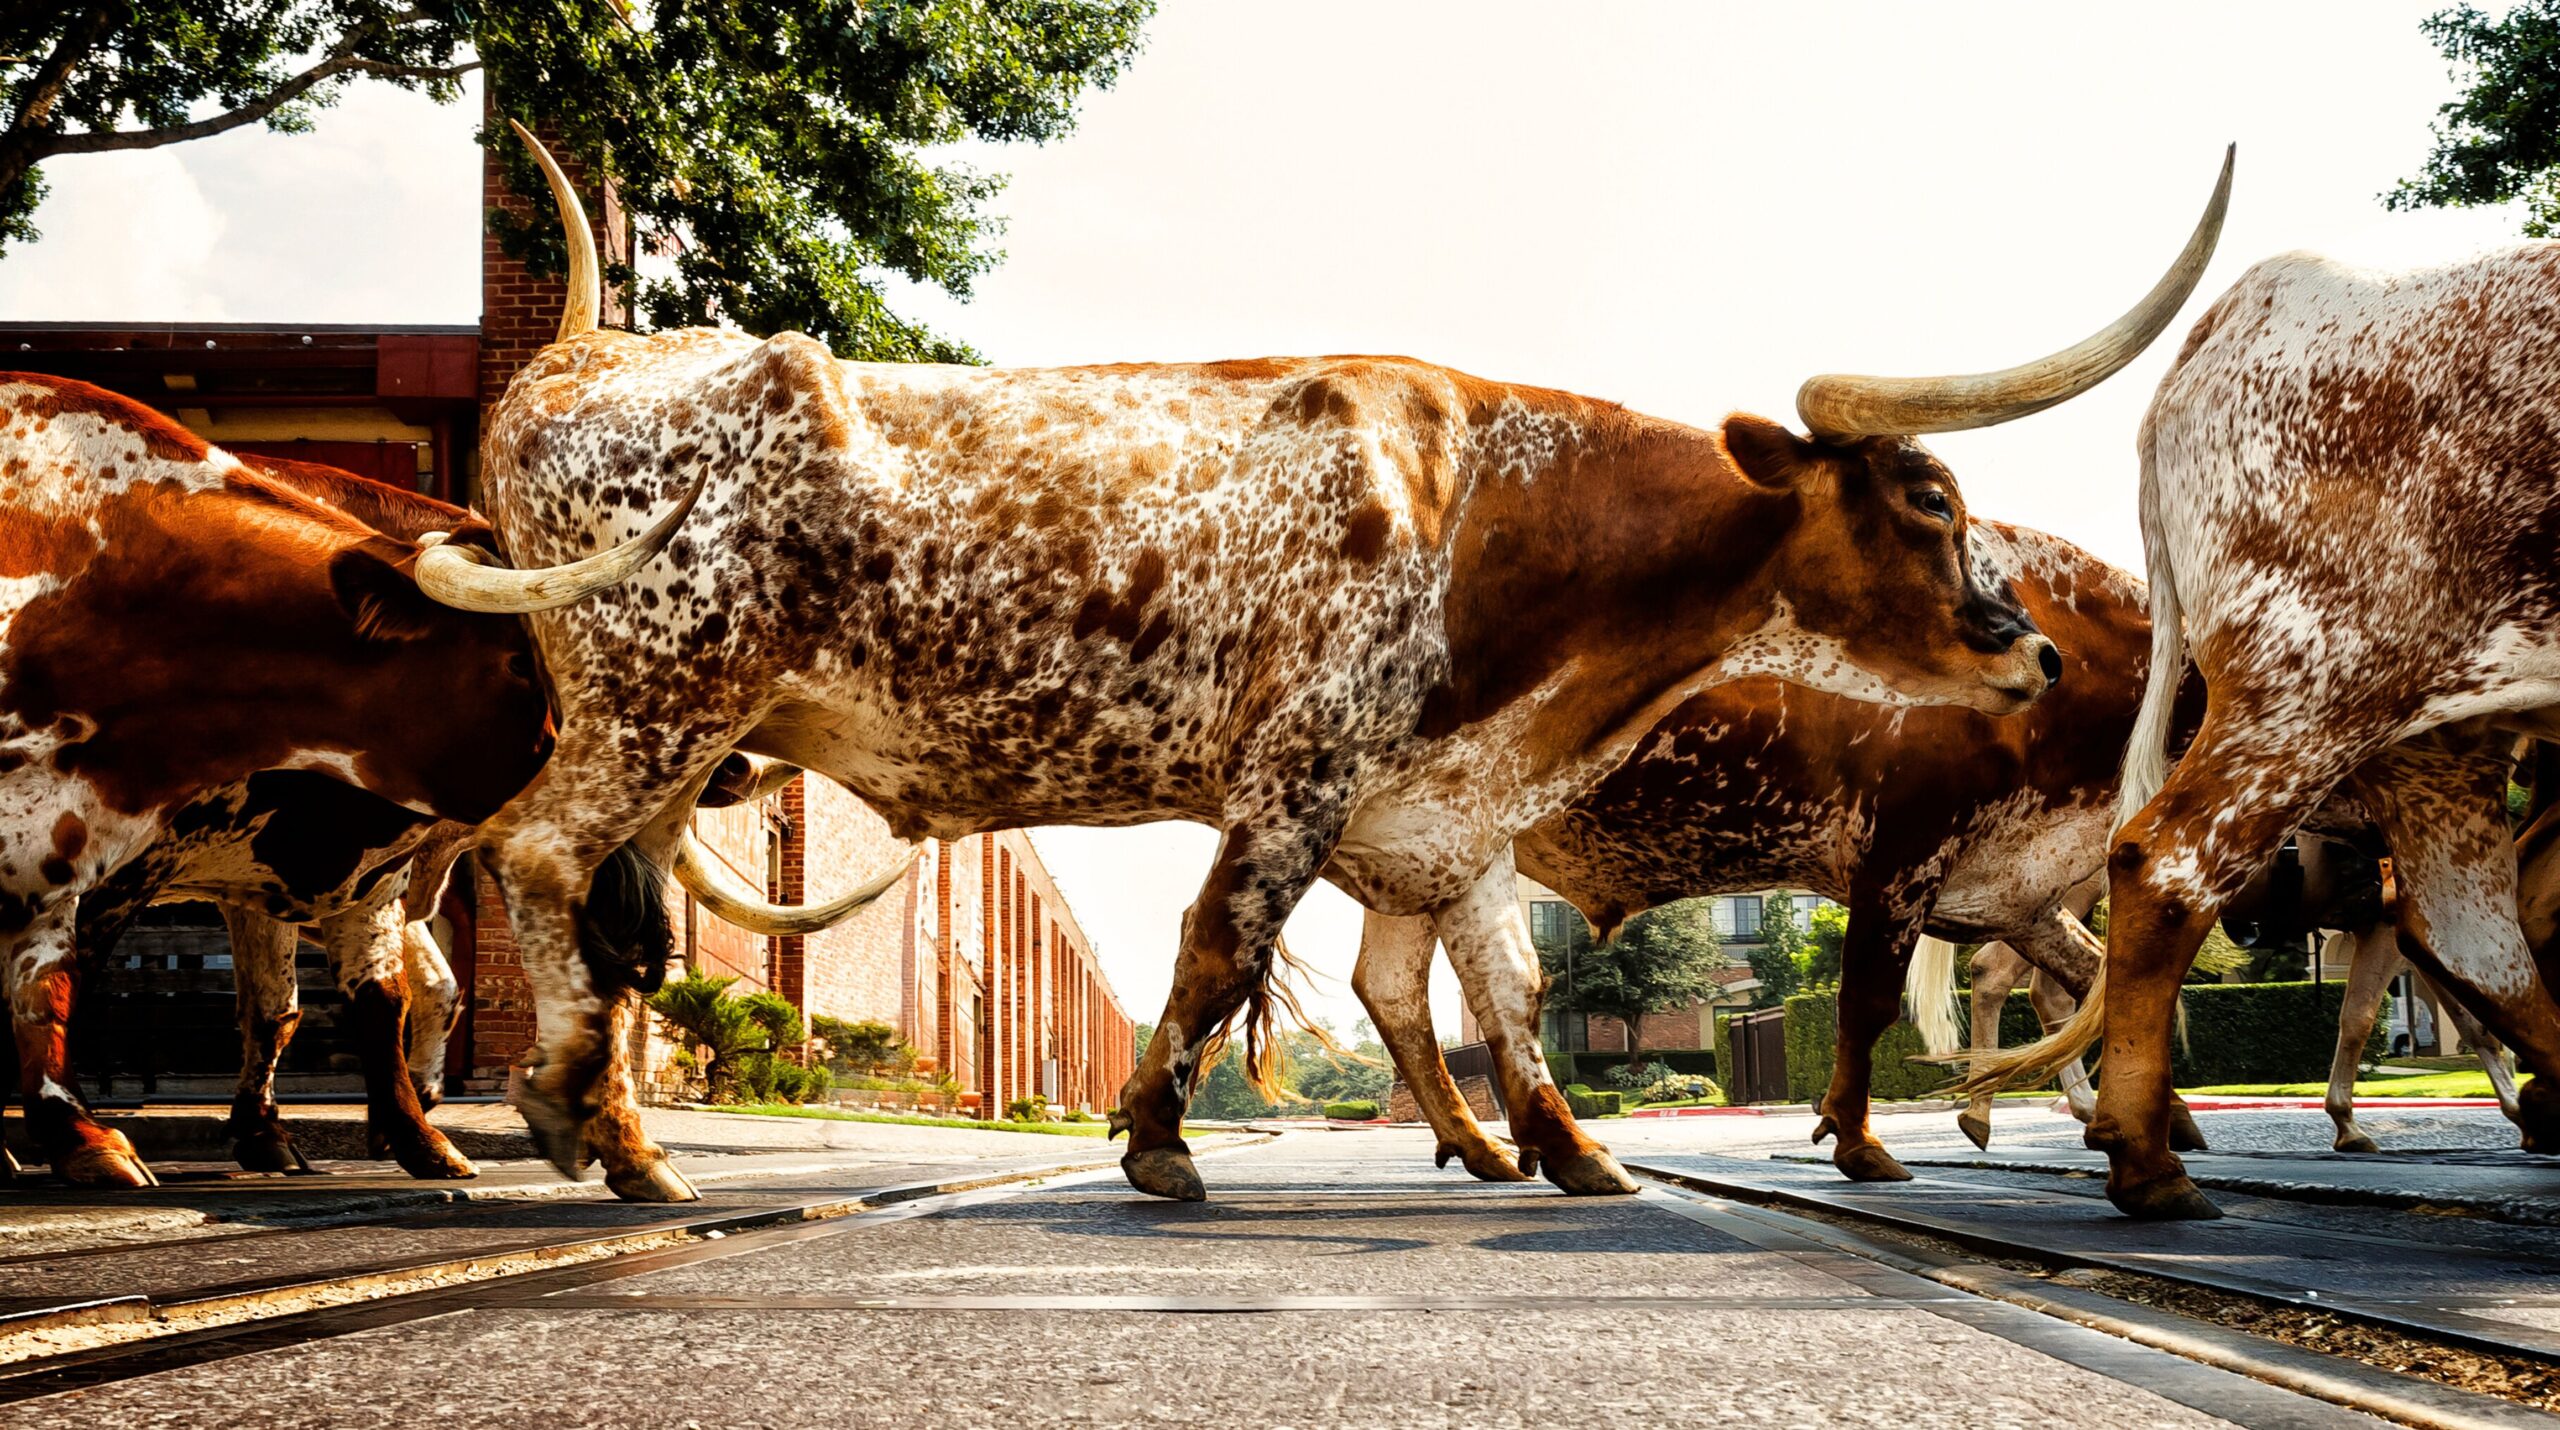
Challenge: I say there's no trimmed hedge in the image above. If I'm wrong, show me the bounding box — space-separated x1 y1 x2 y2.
1322 1099 1380 1121
1773 979 2389 1105
1561 1085 1625 1118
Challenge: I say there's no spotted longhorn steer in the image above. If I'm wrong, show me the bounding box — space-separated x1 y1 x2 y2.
0 375 686 1187
471 129 2227 1202
1354 523 2213 1184
1966 244 2560 1220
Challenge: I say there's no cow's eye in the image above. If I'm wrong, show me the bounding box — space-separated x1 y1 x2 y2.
1913 487 1953 523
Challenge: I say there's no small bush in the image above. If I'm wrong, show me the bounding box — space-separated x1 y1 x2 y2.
1006 1094 1050 1122
770 1060 811 1104
1321 1099 1380 1120
1587 1091 1623 1116
1601 1063 1653 1091
1634 1073 1718 1105
802 1066 834 1102
1059 1108 1092 1123
737 1050 779 1104
1563 1086 1602 1119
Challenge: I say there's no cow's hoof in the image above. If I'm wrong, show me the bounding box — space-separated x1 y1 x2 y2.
1541 1147 1638 1196
1957 1111 1993 1150
1436 1139 1528 1182
1122 1147 1206 1201
390 1132 478 1181
1835 1143 1913 1183
2168 1105 2210 1152
1810 1114 1839 1146
516 1091 592 1179
61 1144 158 1189
606 1157 698 1203
2108 1173 2221 1221
232 1130 310 1175
2333 1131 2381 1155
1106 1108 1132 1141
2517 1080 2560 1154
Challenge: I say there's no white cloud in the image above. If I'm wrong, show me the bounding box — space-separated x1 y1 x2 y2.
0 147 228 318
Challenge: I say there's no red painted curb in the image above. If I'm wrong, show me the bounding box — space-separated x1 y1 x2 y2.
2180 1097 2499 1112
1626 1106 1768 1119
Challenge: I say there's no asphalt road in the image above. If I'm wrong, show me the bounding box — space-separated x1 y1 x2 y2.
0 1129 2411 1429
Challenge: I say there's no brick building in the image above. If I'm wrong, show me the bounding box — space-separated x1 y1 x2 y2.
3 120 1135 1114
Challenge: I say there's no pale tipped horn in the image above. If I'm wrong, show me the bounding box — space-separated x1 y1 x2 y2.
506 118 599 343
675 830 919 937
1795 145 2234 440
410 475 703 614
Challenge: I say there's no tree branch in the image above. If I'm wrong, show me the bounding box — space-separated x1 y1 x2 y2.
0 3 121 200
26 7 455 161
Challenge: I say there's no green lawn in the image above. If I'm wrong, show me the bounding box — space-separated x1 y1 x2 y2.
705 1104 1218 1137
2184 1070 2501 1099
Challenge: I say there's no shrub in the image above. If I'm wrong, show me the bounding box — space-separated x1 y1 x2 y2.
1600 1063 1653 1091
1006 1093 1050 1122
770 1060 811 1104
737 1050 779 1104
802 1066 834 1102
648 975 768 1103
1059 1107 1092 1123
1321 1099 1380 1121
1552 1050 1716 1087
812 1016 907 1074
1563 1085 1601 1119
1634 1073 1718 1106
1587 1091 1623 1116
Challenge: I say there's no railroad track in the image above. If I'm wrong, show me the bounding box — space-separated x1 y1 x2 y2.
1625 1153 2560 1428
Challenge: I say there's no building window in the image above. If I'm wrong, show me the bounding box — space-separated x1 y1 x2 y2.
1726 895 1763 940
1527 899 1591 961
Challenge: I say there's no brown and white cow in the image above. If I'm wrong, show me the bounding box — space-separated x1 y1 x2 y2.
0 374 684 1188
1967 243 2560 1219
1351 523 2210 1184
468 127 2228 1201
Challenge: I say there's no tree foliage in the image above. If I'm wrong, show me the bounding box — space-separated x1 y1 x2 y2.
2390 1 2560 234
1536 898 1725 1074
1 1 1154 357
1745 901 1801 1009
647 973 769 1101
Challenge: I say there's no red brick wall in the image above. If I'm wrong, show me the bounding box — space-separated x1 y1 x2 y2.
789 775 918 1032
957 830 1130 1114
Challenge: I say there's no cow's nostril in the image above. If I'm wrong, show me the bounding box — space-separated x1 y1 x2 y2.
2038 641 2064 687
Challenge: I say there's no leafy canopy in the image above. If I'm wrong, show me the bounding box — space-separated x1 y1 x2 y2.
2390 1 2560 235
1 0 1154 357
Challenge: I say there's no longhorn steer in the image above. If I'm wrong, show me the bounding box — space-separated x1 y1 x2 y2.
1969 244 2560 1220
0 375 682 1188
1358 524 2204 1183
476 127 2226 1201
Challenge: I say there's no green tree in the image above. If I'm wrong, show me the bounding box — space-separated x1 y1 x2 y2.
1801 902 1849 986
2390 2 2560 233
0 1 1152 357
647 974 770 1102
1289 1020 1391 1106
1746 900 1803 1009
1536 899 1724 1079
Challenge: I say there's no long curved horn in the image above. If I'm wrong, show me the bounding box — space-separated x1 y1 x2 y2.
1796 145 2234 439
505 118 599 343
409 475 703 614
674 830 919 936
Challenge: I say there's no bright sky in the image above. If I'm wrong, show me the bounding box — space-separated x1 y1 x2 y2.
0 2 2533 1038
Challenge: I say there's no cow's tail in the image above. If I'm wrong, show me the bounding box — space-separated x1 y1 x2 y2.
1906 937 1964 1058
1197 938 1358 1105
580 842 676 997
1953 488 2187 1098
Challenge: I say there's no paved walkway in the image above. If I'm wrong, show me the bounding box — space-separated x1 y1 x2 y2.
0 1132 2388 1427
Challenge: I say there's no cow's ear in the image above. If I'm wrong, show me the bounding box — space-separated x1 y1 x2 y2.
1721 414 1818 490
328 544 443 643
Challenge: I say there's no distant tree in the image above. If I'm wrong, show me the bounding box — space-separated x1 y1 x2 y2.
1290 1021 1391 1106
1801 902 1850 986
0 1 1153 358
1537 899 1724 1079
2389 2 2560 233
1746 900 1803 1009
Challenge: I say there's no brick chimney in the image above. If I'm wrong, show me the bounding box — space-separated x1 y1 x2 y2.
480 100 629 410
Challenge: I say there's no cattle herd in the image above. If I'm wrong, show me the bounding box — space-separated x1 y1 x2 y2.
4 132 2558 1224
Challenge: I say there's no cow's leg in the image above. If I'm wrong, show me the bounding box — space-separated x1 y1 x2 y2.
1349 909 1522 1181
11 899 154 1187
2025 971 2097 1125
400 920 459 1111
1957 942 2028 1149
2325 924 2401 1153
480 717 732 1190
2428 976 2524 1125
2092 726 2354 1220
315 895 473 1180
2347 735 2560 1154
219 907 312 1174
1431 848 1633 1195
1814 896 1927 1182
1115 801 1349 1200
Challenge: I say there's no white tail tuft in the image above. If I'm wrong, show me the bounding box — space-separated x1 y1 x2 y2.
1906 937 1963 1056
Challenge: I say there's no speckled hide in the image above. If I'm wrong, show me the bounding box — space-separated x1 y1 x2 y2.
1360 524 2169 1183
471 330 2058 1199
0 376 552 1187
2069 244 2560 1220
